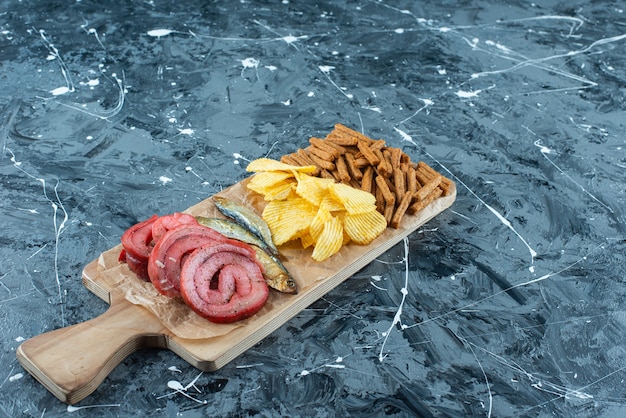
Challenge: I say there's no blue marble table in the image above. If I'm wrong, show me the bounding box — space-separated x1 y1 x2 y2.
1 0 624 416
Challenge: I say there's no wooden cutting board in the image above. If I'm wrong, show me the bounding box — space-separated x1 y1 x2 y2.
16 179 456 404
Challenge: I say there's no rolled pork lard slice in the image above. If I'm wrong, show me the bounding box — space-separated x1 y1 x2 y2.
180 242 269 323
123 250 150 282
151 212 199 243
147 224 228 297
120 214 158 281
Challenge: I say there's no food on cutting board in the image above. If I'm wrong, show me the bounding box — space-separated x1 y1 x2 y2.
180 239 269 324
212 196 280 257
278 123 454 227
244 123 454 261
246 159 387 261
119 197 296 323
195 216 296 294
118 123 454 322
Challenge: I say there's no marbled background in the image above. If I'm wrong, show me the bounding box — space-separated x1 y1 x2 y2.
1 0 625 417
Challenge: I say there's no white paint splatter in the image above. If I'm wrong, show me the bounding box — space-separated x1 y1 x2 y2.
241 57 260 79
456 89 482 98
393 127 416 145
318 65 335 74
531 137 614 213
178 128 194 135
156 372 207 404
50 86 71 96
147 29 174 38
7 149 69 325
233 152 250 162
241 57 260 69
533 139 553 155
159 176 172 184
379 238 411 361
362 106 381 113
67 403 121 412
79 78 100 87
398 98 433 124
485 39 513 53
318 65 354 99
8 373 23 382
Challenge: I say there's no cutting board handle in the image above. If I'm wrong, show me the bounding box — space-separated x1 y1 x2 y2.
16 297 166 404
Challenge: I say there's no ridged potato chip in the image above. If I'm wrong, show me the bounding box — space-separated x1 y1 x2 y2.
246 157 389 261
343 210 387 245
262 197 318 245
329 182 377 214
247 175 296 201
295 172 335 207
247 158 316 173
248 171 295 189
300 232 315 249
319 194 345 213
309 207 333 241
311 216 343 261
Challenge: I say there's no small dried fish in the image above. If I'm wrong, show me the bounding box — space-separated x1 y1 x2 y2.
196 216 297 294
212 196 279 257
196 216 269 253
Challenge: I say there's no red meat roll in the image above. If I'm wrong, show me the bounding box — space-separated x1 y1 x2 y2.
120 214 158 281
148 224 227 297
180 242 269 323
151 212 198 243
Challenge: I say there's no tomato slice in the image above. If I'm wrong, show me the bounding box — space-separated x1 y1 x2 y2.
179 242 269 323
147 224 227 297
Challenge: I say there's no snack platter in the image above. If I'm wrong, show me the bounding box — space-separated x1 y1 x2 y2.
16 125 457 404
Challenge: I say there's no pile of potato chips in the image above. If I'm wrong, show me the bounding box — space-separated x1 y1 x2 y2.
246 158 387 261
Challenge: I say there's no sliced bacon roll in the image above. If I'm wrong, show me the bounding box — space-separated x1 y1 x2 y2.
147 224 227 297
179 241 269 323
120 214 158 281
151 212 198 243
